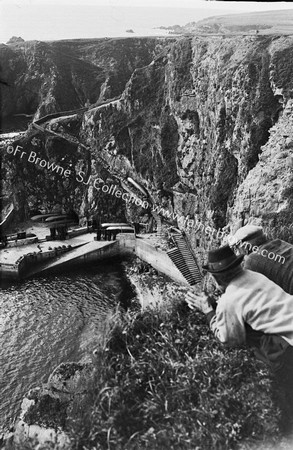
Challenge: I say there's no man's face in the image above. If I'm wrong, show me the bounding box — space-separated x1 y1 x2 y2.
233 243 248 256
212 274 226 293
216 283 226 294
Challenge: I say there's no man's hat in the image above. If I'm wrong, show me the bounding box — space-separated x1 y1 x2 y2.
232 225 266 245
202 245 244 273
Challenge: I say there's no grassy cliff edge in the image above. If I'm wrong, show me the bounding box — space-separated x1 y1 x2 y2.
66 264 283 450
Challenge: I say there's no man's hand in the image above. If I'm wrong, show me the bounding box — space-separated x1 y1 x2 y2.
185 291 214 315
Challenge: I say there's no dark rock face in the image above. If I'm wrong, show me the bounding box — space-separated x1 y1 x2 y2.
79 35 293 240
6 36 25 44
2 35 293 245
0 37 173 124
0 37 173 221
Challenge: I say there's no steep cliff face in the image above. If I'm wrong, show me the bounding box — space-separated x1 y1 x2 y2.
79 35 293 243
0 37 172 127
0 37 173 220
2 35 293 246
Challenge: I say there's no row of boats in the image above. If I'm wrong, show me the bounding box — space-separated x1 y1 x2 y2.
30 214 135 233
31 213 79 228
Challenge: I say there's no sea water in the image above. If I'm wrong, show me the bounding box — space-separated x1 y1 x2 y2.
0 260 135 434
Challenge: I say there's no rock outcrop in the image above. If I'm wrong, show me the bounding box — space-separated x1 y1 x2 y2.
0 37 173 124
12 362 91 449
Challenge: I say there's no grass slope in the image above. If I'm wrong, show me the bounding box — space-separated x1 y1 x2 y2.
67 299 282 450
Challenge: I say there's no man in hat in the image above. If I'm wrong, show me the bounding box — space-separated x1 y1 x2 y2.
230 225 293 294
187 245 293 348
186 245 293 430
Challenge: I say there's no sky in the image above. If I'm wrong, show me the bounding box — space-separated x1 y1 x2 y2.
0 0 293 43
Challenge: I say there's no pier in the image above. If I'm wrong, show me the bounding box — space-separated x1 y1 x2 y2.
33 240 119 276
0 213 202 287
0 229 192 286
0 224 138 280
0 233 94 279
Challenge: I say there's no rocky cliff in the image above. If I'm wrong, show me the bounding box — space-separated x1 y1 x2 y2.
0 37 172 125
0 37 173 220
1 34 293 247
